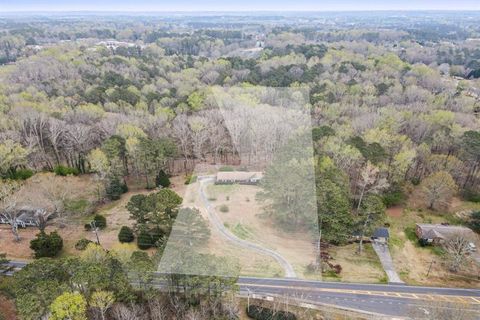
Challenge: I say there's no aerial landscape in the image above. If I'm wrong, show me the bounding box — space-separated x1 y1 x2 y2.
0 1 480 319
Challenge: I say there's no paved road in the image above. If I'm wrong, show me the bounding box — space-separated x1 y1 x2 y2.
372 241 404 284
5 261 480 318
198 177 297 277
237 277 480 318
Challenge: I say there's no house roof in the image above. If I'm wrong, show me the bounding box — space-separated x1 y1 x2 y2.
424 229 445 240
216 171 263 181
416 223 476 240
373 227 389 238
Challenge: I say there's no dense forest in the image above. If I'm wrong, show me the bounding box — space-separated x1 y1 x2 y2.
1 13 479 218
1 12 480 320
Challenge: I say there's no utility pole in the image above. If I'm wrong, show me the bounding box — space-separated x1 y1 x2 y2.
90 220 101 245
426 259 435 277
315 215 323 273
246 288 251 312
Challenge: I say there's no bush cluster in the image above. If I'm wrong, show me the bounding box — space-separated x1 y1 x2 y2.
462 188 480 203
105 176 128 200
84 214 107 230
6 168 34 180
137 227 163 250
53 165 79 176
246 305 297 320
30 231 63 258
156 170 171 188
75 238 93 250
118 226 135 243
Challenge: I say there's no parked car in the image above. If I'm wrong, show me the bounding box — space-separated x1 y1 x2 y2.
467 242 477 252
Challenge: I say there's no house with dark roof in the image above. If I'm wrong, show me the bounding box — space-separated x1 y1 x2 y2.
415 223 476 244
372 227 390 243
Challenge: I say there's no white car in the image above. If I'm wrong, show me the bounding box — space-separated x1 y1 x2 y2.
467 242 477 252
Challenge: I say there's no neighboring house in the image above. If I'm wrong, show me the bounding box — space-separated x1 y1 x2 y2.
0 207 39 228
372 227 390 243
415 223 476 244
215 171 263 185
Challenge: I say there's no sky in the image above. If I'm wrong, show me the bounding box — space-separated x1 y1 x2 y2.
1 0 479 12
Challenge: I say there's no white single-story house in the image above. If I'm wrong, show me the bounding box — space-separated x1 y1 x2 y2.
215 171 263 185
0 207 39 228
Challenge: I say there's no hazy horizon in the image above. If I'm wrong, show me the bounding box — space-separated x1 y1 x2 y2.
1 0 479 12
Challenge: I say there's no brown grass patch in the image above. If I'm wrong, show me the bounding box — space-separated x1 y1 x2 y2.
386 206 403 218
0 295 17 320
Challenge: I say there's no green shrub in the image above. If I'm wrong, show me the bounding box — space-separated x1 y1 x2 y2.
137 230 154 250
469 211 480 233
0 276 15 298
246 305 296 320
219 166 234 172
404 227 417 243
30 231 63 258
219 204 229 213
84 223 92 231
431 246 446 256
184 174 197 185
118 226 135 243
93 214 107 229
156 170 171 188
150 227 164 245
75 238 93 250
462 189 480 203
7 168 34 180
106 176 128 200
382 185 405 207
418 238 430 247
53 165 79 176
410 177 421 186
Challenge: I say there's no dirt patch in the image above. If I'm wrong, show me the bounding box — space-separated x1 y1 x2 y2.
386 206 403 218
0 295 17 320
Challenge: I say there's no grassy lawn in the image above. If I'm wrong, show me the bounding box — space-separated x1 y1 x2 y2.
319 243 387 283
206 184 238 201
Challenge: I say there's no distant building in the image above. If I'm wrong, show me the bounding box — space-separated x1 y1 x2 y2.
96 40 141 50
215 171 263 185
0 207 41 228
372 227 390 243
415 223 476 244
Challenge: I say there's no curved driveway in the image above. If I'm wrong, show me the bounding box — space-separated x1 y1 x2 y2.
198 176 297 278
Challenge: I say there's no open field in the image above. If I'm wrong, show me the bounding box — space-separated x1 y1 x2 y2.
321 244 387 283
185 181 387 281
203 183 317 277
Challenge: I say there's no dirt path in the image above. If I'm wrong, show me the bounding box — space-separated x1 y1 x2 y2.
198 176 297 278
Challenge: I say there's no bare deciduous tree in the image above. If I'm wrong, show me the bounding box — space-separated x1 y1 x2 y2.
0 179 22 241
445 235 472 273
